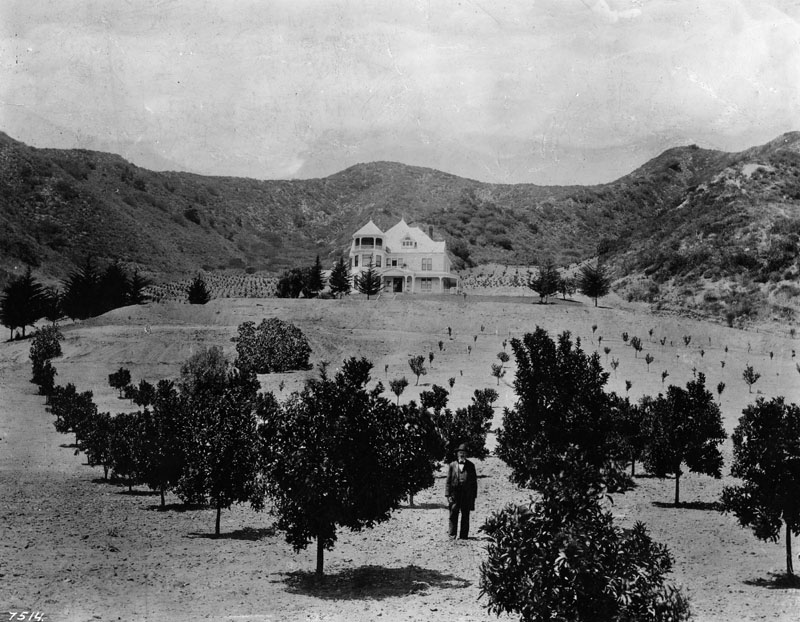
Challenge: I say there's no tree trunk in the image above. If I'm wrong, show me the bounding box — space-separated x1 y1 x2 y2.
160 487 166 509
215 504 221 536
630 460 635 477
316 537 324 577
674 471 681 506
103 466 108 480
787 523 794 576
408 494 414 507
594 298 598 307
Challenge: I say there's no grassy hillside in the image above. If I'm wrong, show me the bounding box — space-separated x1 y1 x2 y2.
1 130 799 326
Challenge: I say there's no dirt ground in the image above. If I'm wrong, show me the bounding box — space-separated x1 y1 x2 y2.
2 293 800 621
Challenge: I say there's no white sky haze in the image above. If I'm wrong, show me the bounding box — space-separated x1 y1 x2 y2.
2 0 799 184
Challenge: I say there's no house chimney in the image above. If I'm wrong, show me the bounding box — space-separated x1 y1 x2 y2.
428 225 434 238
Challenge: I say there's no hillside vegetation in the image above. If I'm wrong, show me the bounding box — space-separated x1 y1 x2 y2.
1 130 799 325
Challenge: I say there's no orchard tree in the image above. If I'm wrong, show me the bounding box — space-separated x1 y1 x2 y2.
328 256 352 298
528 259 560 304
389 377 409 404
642 373 726 506
408 354 427 386
276 268 307 298
0 267 45 339
491 363 506 385
496 327 632 493
630 336 643 358
79 411 114 480
742 364 761 394
132 379 156 407
29 325 63 388
422 384 498 462
176 349 265 535
721 397 800 576
480 469 691 622
354 262 383 299
108 411 145 491
395 400 443 506
49 384 98 445
610 394 648 477
578 262 612 307
260 358 426 576
187 274 211 304
558 274 576 300
108 367 132 398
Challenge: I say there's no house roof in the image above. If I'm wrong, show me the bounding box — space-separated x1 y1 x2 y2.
384 219 445 253
352 219 384 237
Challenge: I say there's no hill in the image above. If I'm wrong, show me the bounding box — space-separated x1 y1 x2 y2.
0 130 798 325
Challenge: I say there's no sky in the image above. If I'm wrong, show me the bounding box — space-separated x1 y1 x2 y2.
2 0 800 185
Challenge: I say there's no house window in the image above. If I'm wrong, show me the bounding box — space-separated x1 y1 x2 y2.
354 238 360 247
420 278 432 292
421 258 432 271
375 255 382 267
391 259 398 267
402 237 415 248
376 238 383 247
354 255 359 268
363 254 372 267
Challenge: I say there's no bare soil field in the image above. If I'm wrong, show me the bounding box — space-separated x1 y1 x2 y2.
2 293 800 621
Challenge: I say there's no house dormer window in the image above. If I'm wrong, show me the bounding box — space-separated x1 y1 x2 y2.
402 237 415 248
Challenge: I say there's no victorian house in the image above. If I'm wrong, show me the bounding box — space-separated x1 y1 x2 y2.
349 219 459 294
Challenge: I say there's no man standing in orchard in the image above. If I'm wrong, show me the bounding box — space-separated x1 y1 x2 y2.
445 443 478 540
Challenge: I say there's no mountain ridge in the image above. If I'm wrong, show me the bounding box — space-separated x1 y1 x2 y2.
1 130 798 325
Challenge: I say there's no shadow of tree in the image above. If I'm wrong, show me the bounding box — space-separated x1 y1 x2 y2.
118 489 160 497
59 443 79 449
283 565 471 600
652 500 723 511
187 526 277 541
744 572 800 590
145 502 209 512
404 502 447 510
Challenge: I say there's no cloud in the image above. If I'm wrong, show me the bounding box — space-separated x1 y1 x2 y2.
585 0 642 23
1 0 799 184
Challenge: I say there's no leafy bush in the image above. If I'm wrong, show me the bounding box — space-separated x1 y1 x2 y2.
496 328 632 493
233 318 311 373
30 325 63 387
481 473 691 622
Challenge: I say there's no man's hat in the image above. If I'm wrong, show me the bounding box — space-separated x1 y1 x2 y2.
456 443 468 452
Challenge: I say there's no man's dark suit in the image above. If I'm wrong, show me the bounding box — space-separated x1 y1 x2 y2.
445 458 478 539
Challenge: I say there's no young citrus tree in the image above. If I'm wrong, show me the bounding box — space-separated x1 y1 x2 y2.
175 349 265 535
721 397 800 576
260 358 428 576
642 373 726 506
496 327 632 493
481 466 691 622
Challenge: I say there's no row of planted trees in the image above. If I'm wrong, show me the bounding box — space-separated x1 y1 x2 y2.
29 317 498 577
0 259 151 339
27 319 800 620
479 326 800 622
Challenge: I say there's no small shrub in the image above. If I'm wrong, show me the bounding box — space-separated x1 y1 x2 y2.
233 318 312 373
